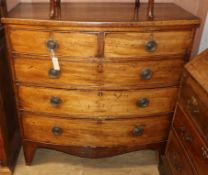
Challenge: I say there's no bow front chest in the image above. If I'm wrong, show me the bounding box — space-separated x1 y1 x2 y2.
2 2 200 165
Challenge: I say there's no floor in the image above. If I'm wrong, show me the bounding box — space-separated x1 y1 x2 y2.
14 149 160 175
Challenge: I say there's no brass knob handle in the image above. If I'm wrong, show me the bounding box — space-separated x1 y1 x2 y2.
52 127 63 136
145 40 157 52
187 96 200 114
136 98 149 108
172 153 182 172
201 147 208 160
183 135 192 142
46 39 58 51
140 68 153 80
48 68 60 79
50 96 62 107
133 126 144 136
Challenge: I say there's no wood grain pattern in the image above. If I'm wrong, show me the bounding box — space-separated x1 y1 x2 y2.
166 130 196 175
2 2 200 164
104 31 193 58
185 49 208 95
180 74 208 144
9 29 98 57
18 86 178 118
14 57 184 89
22 113 171 147
173 105 208 175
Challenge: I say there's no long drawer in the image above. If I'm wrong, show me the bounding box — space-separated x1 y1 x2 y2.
104 31 193 58
14 57 184 89
166 130 196 175
18 86 178 118
22 113 171 147
173 105 208 175
180 74 208 143
9 29 98 57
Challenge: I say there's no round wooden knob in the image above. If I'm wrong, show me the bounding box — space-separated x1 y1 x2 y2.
145 40 157 52
140 68 153 80
136 98 149 108
52 127 63 136
48 68 60 79
133 126 143 136
46 39 58 50
50 96 62 107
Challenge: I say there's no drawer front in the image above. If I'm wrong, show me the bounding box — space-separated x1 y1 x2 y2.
173 106 208 175
180 75 208 143
166 130 195 175
18 86 178 118
14 58 184 89
22 113 170 147
104 31 193 58
9 29 98 57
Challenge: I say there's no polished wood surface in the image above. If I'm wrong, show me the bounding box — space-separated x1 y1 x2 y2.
104 31 193 58
18 86 177 118
2 3 200 27
14 57 184 90
185 49 208 95
2 2 200 165
165 130 196 175
180 74 208 144
9 30 98 57
22 113 170 147
173 105 208 175
9 29 193 58
163 50 208 175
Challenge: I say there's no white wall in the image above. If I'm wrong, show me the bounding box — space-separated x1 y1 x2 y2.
7 0 20 11
199 12 208 53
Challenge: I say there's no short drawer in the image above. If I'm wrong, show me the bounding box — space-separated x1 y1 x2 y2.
18 86 178 118
104 31 193 58
180 74 208 143
173 105 208 175
166 130 196 175
9 29 98 57
14 57 184 89
22 113 171 147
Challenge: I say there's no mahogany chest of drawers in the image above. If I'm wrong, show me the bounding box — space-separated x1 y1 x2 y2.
1 2 200 165
163 49 208 175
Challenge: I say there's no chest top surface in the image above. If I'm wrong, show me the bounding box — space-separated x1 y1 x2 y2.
185 49 208 94
1 2 200 27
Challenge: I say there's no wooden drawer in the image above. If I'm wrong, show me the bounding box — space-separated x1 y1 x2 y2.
166 130 196 175
18 86 178 118
180 74 208 143
22 113 171 147
14 57 184 89
9 29 98 57
173 105 208 175
104 31 193 58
